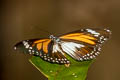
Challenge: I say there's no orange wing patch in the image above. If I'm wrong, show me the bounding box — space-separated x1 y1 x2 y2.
60 33 97 45
34 39 49 43
61 33 83 37
36 43 42 50
43 40 51 53
32 39 51 53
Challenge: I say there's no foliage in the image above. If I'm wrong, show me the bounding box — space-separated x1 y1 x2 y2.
29 55 94 80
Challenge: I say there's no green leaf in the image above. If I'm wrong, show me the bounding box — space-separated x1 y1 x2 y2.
29 55 94 80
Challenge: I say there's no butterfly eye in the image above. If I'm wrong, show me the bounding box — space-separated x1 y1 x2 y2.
56 38 61 42
49 35 60 42
49 35 54 39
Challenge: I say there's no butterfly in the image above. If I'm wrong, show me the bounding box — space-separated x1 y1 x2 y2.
14 28 111 65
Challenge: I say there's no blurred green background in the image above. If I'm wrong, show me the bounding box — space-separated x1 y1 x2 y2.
1 0 120 80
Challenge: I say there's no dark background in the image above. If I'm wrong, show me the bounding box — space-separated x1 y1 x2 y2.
1 0 120 80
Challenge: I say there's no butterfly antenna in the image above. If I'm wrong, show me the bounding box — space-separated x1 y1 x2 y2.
34 26 51 35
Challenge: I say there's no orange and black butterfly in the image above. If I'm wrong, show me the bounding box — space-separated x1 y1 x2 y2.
14 28 111 64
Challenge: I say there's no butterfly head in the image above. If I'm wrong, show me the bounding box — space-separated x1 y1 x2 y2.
49 35 61 43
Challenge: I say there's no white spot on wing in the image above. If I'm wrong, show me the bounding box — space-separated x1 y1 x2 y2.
86 29 100 36
14 47 17 50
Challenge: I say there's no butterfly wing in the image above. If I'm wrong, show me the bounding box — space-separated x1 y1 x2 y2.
14 38 69 64
58 28 111 61
14 28 111 64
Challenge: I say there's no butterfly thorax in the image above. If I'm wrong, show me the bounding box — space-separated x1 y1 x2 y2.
49 35 61 43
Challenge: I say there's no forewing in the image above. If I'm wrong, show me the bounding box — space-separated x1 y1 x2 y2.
14 39 50 54
59 28 111 61
14 39 69 64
